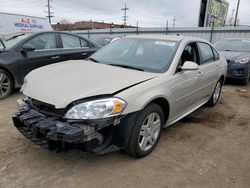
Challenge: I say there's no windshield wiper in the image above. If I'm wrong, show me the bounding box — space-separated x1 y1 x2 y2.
5 33 25 41
88 57 100 63
108 64 144 71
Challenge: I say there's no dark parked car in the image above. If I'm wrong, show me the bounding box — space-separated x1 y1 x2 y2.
214 38 250 85
90 35 122 47
0 31 98 99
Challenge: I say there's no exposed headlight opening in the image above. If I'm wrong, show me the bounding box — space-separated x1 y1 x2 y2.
64 98 127 120
234 57 250 64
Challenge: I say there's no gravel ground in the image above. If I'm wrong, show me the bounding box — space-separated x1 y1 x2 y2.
0 84 249 188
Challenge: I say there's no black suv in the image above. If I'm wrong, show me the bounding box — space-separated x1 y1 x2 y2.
0 31 98 99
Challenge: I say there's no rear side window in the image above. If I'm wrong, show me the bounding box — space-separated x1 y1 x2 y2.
26 33 56 50
61 34 81 48
198 42 214 64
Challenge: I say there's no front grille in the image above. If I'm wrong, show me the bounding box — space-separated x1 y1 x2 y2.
28 98 65 117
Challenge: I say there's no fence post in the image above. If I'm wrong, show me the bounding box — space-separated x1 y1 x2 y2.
166 20 168 35
210 21 215 42
136 22 139 35
87 30 90 39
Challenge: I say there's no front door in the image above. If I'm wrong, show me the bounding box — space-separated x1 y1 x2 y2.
19 33 61 81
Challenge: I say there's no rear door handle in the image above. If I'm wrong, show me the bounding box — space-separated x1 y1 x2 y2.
51 56 60 59
81 52 88 56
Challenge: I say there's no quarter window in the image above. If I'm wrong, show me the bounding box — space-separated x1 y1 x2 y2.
26 33 56 50
198 43 214 64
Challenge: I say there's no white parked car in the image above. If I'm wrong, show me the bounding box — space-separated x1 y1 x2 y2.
13 35 227 157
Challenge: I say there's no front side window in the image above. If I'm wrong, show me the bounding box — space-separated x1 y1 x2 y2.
90 38 178 73
26 33 56 50
198 43 214 64
180 43 198 66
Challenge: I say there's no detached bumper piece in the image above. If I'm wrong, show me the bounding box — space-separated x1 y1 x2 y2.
13 108 119 154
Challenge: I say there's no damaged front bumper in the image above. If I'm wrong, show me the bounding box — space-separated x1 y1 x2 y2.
12 99 121 154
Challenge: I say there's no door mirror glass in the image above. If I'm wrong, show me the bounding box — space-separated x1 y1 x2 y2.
181 61 199 71
21 44 35 52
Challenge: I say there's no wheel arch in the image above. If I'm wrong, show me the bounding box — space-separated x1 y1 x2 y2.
145 97 170 123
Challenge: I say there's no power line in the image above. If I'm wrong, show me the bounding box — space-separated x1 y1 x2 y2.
44 0 53 24
121 3 129 27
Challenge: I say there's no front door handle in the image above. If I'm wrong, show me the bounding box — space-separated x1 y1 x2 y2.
51 56 60 59
81 52 88 56
198 71 203 77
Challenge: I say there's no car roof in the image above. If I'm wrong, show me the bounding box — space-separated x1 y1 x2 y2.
126 34 207 42
216 38 250 41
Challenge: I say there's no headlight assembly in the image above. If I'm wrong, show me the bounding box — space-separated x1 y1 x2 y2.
64 98 127 120
234 57 250 64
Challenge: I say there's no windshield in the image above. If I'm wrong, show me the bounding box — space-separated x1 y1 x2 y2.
2 33 32 49
214 39 250 52
90 38 178 73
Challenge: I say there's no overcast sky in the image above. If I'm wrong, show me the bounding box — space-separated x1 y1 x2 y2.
1 0 250 27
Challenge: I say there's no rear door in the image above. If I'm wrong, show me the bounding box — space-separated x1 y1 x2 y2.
19 32 61 80
59 33 97 61
196 42 221 100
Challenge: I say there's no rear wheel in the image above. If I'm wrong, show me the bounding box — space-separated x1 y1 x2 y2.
207 79 222 107
125 103 164 158
0 69 13 100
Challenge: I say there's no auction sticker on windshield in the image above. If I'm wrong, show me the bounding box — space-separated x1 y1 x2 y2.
155 41 176 46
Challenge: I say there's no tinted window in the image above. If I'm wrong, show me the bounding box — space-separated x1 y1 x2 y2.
26 33 56 50
61 34 81 48
214 39 250 52
91 38 178 73
198 43 214 64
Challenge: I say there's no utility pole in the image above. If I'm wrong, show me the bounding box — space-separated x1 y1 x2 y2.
121 3 129 28
172 16 176 27
234 0 240 26
44 0 53 25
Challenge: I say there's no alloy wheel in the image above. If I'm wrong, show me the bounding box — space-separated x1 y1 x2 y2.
138 112 161 152
213 81 221 104
0 72 11 98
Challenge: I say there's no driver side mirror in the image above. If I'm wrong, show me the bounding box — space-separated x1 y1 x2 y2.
181 61 199 71
21 44 35 52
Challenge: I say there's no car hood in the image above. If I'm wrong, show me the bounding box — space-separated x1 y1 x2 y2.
22 60 159 108
219 51 250 60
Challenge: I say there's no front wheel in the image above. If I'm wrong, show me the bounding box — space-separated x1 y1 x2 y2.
241 70 249 85
125 103 164 158
207 79 222 107
0 69 13 100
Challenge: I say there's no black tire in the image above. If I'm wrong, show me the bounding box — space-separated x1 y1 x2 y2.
241 71 249 85
207 79 222 107
0 69 13 100
125 103 164 158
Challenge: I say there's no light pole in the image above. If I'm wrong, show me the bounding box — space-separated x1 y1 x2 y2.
234 0 240 26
